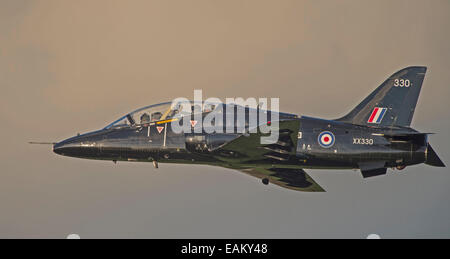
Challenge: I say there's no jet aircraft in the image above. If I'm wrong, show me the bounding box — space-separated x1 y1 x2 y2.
36 66 445 192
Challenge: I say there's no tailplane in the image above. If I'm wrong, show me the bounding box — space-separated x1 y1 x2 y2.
336 66 427 127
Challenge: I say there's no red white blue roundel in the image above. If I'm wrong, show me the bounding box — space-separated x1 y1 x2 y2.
318 131 335 148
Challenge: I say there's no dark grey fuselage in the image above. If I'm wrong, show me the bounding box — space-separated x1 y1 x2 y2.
53 115 427 171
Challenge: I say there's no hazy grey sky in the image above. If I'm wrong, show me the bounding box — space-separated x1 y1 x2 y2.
1 0 449 238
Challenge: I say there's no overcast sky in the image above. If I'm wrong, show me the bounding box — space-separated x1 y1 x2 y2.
1 0 449 238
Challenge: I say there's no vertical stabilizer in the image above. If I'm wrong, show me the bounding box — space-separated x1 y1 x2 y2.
336 66 426 127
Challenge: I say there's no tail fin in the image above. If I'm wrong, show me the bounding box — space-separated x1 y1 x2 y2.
336 66 427 127
425 144 445 167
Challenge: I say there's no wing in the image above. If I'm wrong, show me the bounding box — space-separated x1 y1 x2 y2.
239 167 325 192
213 119 302 164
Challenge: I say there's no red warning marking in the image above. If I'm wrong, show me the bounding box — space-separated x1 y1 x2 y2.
156 126 164 133
190 120 198 127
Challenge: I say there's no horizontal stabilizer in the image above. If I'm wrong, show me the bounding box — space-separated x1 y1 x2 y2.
359 161 387 178
425 144 445 167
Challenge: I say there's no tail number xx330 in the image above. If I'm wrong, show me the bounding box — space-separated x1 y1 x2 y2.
353 138 374 145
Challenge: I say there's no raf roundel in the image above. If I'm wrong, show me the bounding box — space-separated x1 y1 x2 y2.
318 131 335 148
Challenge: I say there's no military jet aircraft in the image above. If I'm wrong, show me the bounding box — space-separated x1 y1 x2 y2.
34 66 445 192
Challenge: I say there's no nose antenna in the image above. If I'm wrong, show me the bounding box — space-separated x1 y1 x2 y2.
28 141 56 145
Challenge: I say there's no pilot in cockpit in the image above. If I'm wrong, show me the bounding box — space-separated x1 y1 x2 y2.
140 113 150 124
151 112 162 121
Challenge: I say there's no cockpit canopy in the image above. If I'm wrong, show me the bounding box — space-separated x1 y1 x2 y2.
104 100 298 129
104 100 220 129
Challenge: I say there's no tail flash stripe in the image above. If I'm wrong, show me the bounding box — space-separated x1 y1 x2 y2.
368 107 387 123
376 108 387 123
368 107 379 123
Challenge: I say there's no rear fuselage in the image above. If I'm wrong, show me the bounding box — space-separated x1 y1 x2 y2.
295 116 426 169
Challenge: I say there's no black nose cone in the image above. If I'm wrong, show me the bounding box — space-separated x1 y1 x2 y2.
53 130 104 158
53 140 71 156
53 141 65 155
52 135 83 157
